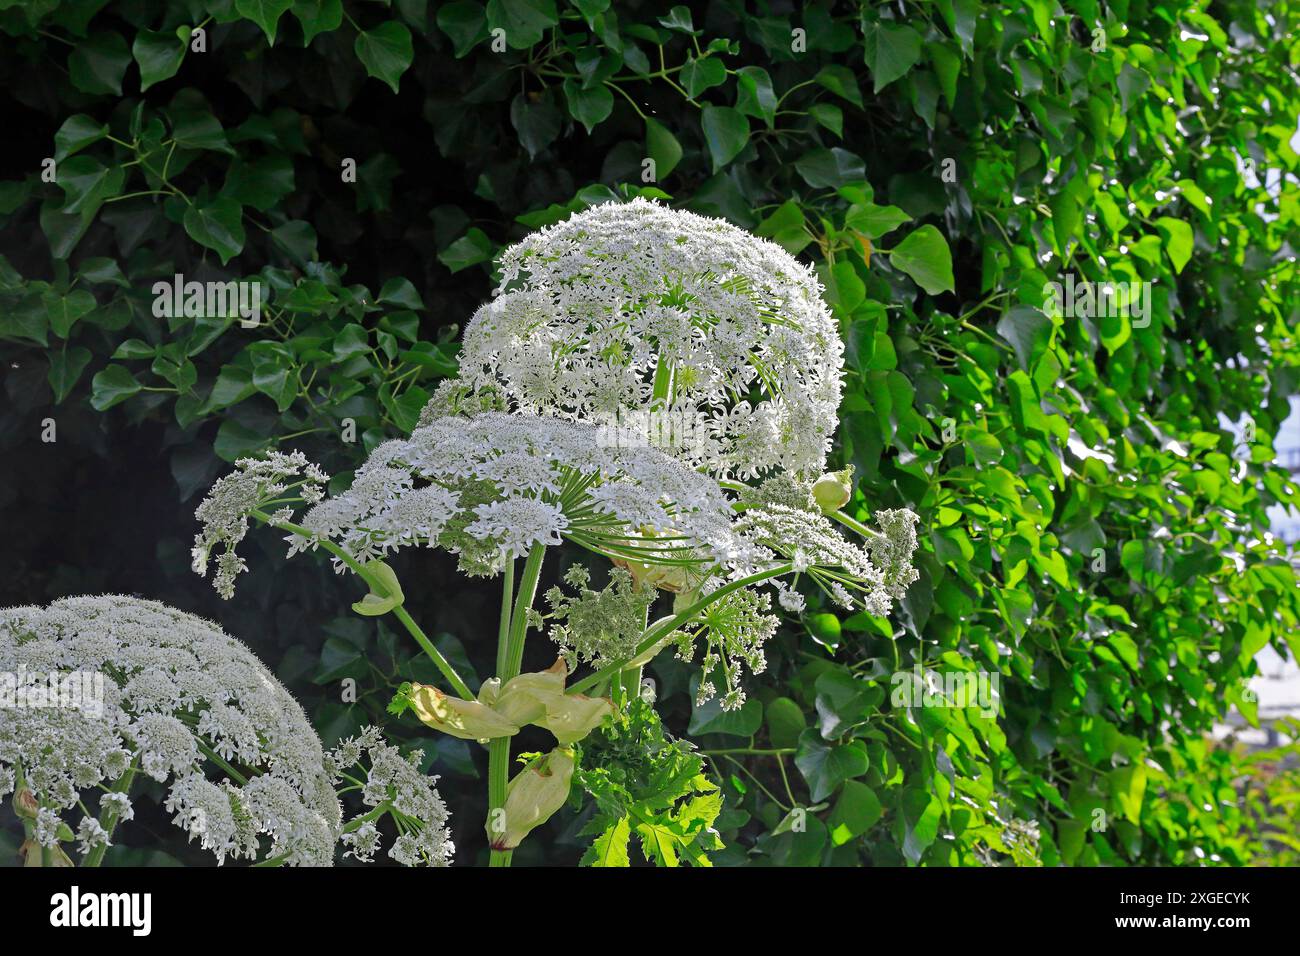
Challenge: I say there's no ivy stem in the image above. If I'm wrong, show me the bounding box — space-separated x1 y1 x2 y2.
488 544 547 868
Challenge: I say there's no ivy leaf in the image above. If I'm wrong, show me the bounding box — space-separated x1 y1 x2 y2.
645 117 683 179
57 156 125 215
794 730 869 801
485 0 558 49
1049 176 1087 254
794 147 866 189
169 110 234 154
688 695 762 736
43 289 96 338
53 115 107 161
362 282 418 317
439 227 494 272
1155 217 1194 273
562 79 613 133
735 66 776 127
214 419 268 461
68 32 130 95
930 42 961 107
355 22 414 94
40 199 92 260
89 364 143 411
133 30 186 91
78 258 129 288
332 323 371 361
658 6 695 33
223 155 295 212
846 202 911 238
996 304 1052 372
700 105 749 172
437 1 488 57
814 64 863 108
809 102 843 138
48 347 93 403
293 0 344 45
207 367 256 411
900 788 942 863
236 0 294 46
828 780 883 846
183 197 246 265
755 200 812 255
510 92 562 157
271 221 317 264
765 697 807 749
864 23 921 93
681 56 726 97
813 669 874 739
887 225 955 294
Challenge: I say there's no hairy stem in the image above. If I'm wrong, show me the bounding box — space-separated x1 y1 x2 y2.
616 602 651 708
254 511 472 699
488 544 547 868
83 758 138 868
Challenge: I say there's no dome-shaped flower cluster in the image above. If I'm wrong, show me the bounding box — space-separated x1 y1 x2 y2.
285 411 764 580
453 198 844 479
0 596 341 865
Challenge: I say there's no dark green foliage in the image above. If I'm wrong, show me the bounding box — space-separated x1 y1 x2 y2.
1 0 1298 866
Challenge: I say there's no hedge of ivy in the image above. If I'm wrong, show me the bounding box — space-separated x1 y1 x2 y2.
1 0 1298 866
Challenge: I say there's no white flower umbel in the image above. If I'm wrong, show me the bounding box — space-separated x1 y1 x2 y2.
279 411 762 581
326 726 454 867
0 595 341 866
735 476 921 616
454 198 844 479
192 451 328 599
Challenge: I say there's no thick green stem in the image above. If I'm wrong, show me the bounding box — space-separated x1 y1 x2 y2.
504 546 545 678
616 602 652 708
255 511 472 699
496 560 515 674
488 545 547 868
392 606 474 699
84 758 138 868
828 509 883 541
569 562 795 696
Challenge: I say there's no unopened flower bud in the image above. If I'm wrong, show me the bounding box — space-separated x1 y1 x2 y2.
488 747 576 850
812 466 854 514
12 787 38 821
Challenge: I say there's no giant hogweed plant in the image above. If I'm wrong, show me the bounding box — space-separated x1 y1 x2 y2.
3 0 1295 869
193 201 920 865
